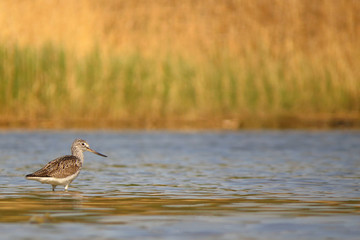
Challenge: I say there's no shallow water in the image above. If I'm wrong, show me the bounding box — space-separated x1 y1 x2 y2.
0 130 359 240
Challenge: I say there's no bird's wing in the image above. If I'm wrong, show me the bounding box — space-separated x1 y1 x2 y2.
27 155 82 178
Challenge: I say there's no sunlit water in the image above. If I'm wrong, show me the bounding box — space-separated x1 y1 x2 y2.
0 130 359 240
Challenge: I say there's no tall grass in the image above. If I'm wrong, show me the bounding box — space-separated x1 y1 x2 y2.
0 0 359 128
0 44 358 128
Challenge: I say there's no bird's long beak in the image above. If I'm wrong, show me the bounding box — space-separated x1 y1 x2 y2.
87 147 107 157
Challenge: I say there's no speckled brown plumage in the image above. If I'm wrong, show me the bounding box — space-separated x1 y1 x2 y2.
26 155 82 178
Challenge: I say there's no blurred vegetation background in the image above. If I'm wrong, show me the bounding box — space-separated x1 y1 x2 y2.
0 0 359 129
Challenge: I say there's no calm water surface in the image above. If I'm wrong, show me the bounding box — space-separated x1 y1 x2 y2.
0 130 359 240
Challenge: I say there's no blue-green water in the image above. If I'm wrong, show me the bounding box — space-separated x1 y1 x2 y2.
0 130 359 240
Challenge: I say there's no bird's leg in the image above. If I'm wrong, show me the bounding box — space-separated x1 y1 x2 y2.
52 185 56 191
64 184 69 191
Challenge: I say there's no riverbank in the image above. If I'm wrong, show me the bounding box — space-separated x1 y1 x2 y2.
0 1 359 129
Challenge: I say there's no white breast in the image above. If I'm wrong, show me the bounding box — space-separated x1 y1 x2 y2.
26 171 80 186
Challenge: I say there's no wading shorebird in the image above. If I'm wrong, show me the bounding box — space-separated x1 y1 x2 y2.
25 139 107 191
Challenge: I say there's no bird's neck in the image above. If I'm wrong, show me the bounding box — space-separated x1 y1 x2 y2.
71 147 84 163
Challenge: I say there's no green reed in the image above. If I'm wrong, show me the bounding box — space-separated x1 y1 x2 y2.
0 44 359 128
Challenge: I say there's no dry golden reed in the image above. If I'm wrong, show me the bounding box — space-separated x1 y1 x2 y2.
0 0 359 128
